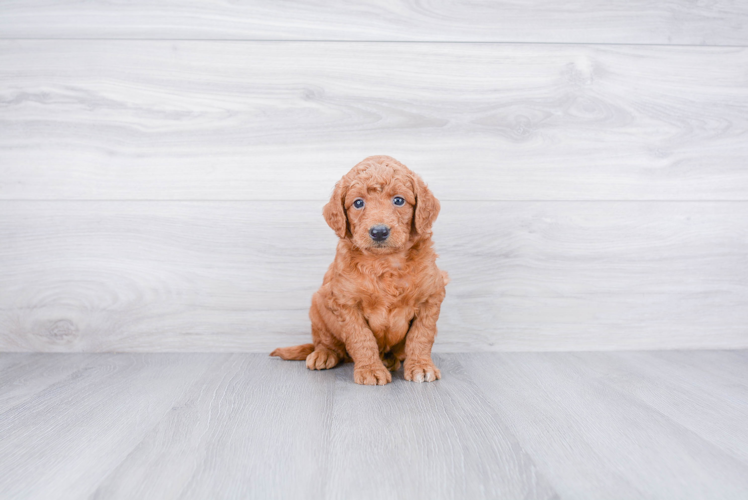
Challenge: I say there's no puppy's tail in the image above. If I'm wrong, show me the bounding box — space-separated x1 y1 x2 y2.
270 343 315 361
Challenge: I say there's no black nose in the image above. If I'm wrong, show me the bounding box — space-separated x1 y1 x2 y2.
369 224 390 242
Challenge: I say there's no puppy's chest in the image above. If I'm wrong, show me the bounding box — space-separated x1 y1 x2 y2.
358 265 418 338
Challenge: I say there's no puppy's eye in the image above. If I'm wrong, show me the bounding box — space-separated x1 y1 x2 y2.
353 198 365 209
393 196 405 206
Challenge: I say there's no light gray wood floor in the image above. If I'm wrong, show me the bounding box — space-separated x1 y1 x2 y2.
1 351 747 499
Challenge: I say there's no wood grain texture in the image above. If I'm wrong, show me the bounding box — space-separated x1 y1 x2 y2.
1 200 746 352
0 353 216 499
324 356 557 499
0 353 88 410
1 0 747 45
461 352 748 499
2 41 748 201
90 353 335 500
2 352 748 499
561 350 748 464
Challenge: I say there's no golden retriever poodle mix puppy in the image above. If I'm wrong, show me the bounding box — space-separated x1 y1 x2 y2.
271 155 449 385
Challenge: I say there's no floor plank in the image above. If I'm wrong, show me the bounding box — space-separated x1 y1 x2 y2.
325 357 556 499
90 354 335 499
0 353 91 410
570 351 748 464
2 201 746 352
1 352 747 499
1 1 746 45
2 41 748 201
461 352 748 499
0 354 215 499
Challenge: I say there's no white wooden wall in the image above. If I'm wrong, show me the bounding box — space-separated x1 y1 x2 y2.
1 2 747 352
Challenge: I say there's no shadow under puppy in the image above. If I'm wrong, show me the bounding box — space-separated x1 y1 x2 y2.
271 155 449 385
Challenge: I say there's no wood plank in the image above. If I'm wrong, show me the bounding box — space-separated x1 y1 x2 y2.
2 41 748 201
567 351 748 464
462 352 748 499
1 1 747 45
0 353 557 499
649 349 748 387
2 352 747 498
0 353 90 410
325 355 556 499
0 353 215 499
90 354 335 499
1 200 746 352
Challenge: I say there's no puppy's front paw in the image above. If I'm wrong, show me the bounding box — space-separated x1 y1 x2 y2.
306 349 340 370
354 364 392 386
404 360 441 383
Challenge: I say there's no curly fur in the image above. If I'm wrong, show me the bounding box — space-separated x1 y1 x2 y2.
271 155 448 385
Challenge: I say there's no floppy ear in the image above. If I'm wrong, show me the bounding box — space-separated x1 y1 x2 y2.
411 173 440 236
322 178 349 238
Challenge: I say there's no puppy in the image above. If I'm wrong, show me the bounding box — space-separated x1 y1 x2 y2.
271 155 448 385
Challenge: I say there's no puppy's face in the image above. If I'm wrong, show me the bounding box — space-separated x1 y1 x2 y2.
343 180 415 254
323 156 440 254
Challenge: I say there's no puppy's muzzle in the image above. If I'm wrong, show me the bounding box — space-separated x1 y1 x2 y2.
369 224 390 242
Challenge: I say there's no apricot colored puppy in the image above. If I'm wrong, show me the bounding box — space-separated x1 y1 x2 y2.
271 155 448 385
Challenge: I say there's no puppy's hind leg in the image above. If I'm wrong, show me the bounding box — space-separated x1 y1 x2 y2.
306 345 342 370
306 313 346 371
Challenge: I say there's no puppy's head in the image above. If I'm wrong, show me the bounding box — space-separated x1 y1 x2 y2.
323 155 440 254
